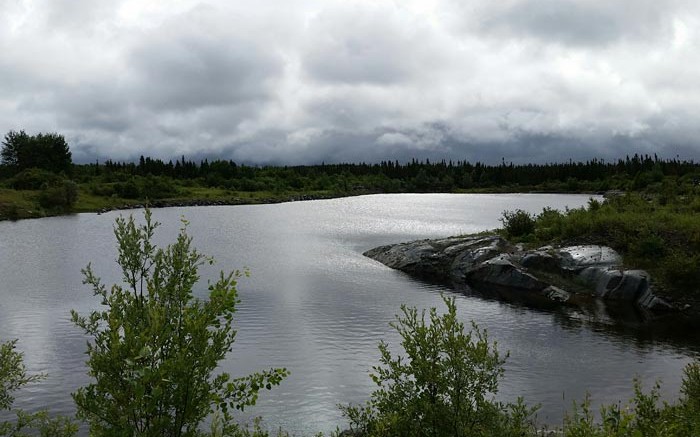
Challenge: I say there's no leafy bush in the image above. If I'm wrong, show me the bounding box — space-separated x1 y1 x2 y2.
87 182 116 197
6 168 62 190
628 233 666 259
533 207 565 241
38 180 78 210
114 176 179 199
341 296 538 437
140 175 179 199
71 210 288 436
562 364 700 437
660 251 700 290
500 209 536 238
115 179 140 198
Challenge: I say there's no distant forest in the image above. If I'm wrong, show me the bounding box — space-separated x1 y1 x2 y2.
66 153 700 197
3 129 700 219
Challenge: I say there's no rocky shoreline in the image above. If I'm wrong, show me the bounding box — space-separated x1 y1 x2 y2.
364 235 683 320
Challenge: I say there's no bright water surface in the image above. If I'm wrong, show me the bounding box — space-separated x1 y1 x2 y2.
0 194 698 434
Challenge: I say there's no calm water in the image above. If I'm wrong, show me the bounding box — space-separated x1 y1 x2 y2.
0 194 697 434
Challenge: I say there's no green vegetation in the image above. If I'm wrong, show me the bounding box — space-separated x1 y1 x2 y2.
560 364 700 437
499 209 536 238
1 131 72 175
3 129 700 221
1 130 77 216
70 210 288 436
340 296 538 437
342 297 700 437
3 130 700 434
499 188 700 305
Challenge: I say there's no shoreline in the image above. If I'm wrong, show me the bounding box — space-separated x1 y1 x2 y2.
0 190 359 222
0 188 604 222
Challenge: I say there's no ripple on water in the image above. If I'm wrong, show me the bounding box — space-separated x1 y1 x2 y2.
0 194 696 435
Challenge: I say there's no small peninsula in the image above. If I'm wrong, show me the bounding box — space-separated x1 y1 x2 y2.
364 235 678 320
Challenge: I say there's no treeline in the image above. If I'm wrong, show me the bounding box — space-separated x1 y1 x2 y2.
4 128 700 219
72 153 700 194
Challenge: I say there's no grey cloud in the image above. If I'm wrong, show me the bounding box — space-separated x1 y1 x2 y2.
1 0 700 166
43 0 119 34
230 130 430 165
485 1 621 46
471 0 677 47
47 85 134 132
301 4 442 85
129 8 283 112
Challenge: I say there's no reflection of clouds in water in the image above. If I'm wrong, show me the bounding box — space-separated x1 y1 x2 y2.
0 309 54 370
0 194 694 434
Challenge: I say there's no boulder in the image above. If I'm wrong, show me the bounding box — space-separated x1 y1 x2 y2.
578 267 623 296
556 245 622 272
364 235 510 282
637 288 674 312
603 270 649 301
465 254 548 292
363 240 448 279
542 285 571 303
521 250 560 273
449 236 509 282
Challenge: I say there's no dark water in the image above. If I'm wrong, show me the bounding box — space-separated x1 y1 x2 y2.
0 194 697 434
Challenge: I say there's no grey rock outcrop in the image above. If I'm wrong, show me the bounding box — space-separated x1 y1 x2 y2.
556 245 622 271
364 235 510 282
364 235 675 316
465 254 548 292
543 286 571 303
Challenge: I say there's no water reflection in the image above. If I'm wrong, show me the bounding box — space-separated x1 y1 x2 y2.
0 194 695 434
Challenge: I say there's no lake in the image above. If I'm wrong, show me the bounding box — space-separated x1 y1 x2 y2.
0 193 697 435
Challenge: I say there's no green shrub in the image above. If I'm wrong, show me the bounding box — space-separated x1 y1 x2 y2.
141 175 179 199
38 180 78 210
628 233 666 259
7 168 62 190
534 207 564 241
113 176 179 200
71 210 288 436
587 198 601 211
115 179 141 198
561 364 700 437
341 296 538 437
682 362 700 411
660 251 700 290
500 209 536 237
88 182 116 197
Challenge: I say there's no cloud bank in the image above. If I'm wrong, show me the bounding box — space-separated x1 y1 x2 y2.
1 0 699 164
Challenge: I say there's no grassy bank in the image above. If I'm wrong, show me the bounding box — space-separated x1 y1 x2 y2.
3 153 699 220
0 183 350 220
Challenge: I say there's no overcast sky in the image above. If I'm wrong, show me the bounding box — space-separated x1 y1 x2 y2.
1 0 699 164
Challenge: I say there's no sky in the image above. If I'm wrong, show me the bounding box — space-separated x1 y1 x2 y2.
1 0 700 165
